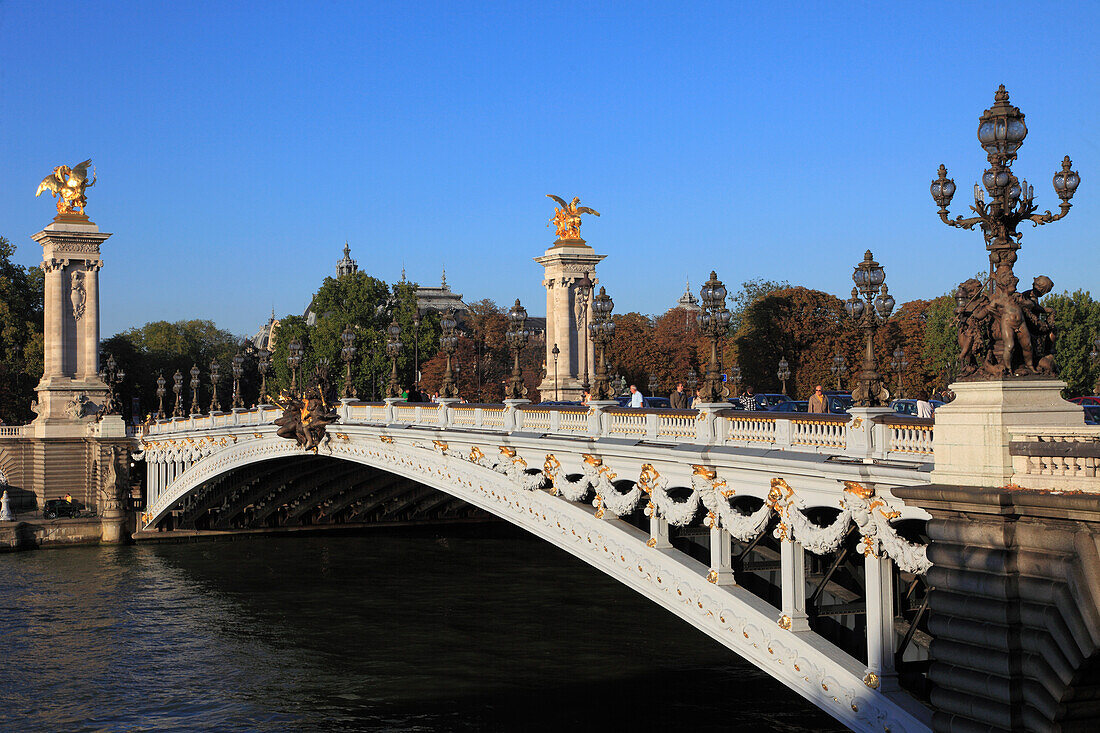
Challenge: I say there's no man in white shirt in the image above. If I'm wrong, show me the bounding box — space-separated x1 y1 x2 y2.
629 384 644 408
915 390 934 419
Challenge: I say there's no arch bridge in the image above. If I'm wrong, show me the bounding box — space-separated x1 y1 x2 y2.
136 400 937 732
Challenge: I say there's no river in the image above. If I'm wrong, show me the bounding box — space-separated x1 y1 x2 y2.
0 528 843 731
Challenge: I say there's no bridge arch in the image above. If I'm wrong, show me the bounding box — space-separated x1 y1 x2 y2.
137 431 930 732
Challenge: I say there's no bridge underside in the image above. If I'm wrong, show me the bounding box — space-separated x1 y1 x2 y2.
161 455 488 532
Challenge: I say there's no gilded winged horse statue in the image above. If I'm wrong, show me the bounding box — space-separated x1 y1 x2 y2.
547 195 600 240
36 159 96 215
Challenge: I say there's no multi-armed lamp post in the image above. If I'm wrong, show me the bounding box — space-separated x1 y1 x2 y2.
890 347 909 399
505 300 530 401
286 339 302 394
439 309 460 399
257 349 270 404
172 369 185 418
189 364 201 416
208 359 222 413
730 363 742 396
931 86 1079 298
697 272 731 403
100 354 125 415
385 319 403 399
231 351 245 410
588 287 616 400
845 251 895 406
831 353 847 391
341 325 357 399
777 357 791 396
155 372 166 420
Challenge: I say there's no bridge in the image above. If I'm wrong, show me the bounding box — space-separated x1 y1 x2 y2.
135 400 936 731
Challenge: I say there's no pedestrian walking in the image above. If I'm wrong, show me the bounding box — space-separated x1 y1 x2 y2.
669 382 688 410
739 385 757 411
808 385 828 413
691 389 702 409
915 390 934 419
628 384 644 408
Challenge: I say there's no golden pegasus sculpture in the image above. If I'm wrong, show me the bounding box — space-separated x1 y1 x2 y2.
36 159 96 215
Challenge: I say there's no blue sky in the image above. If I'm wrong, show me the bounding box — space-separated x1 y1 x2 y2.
2 1 1097 338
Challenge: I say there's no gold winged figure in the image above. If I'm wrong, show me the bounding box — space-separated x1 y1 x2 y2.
547 195 599 240
36 159 96 215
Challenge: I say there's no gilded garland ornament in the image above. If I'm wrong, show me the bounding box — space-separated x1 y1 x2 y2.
36 159 96 215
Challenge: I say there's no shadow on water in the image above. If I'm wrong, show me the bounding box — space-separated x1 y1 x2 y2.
0 529 844 732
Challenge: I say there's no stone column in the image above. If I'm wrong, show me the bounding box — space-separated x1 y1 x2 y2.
864 549 898 691
80 263 101 379
780 539 810 632
534 239 605 401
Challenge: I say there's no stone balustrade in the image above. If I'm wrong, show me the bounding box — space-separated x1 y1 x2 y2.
1009 426 1100 491
139 401 934 465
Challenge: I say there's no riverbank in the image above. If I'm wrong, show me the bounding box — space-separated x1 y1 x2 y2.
0 515 126 552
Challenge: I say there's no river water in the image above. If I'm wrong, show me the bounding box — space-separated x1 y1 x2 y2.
0 529 842 732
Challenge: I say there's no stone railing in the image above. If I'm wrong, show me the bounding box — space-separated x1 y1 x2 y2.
1010 427 1100 491
0 426 26 438
140 400 935 464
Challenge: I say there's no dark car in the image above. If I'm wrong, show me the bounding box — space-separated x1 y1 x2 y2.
43 498 85 519
757 393 791 408
537 400 583 406
771 400 808 413
1085 405 1100 425
824 392 854 415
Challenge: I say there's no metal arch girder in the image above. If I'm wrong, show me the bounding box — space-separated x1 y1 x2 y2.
304 472 407 524
245 462 368 528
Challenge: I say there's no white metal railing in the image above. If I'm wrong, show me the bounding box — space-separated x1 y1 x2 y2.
135 402 939 463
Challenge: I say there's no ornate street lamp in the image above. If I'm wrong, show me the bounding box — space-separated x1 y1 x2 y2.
99 353 125 416
777 357 791 396
931 86 1079 378
189 364 202 415
172 369 185 418
257 348 271 404
588 287 616 400
412 309 421 391
286 339 302 394
439 308 459 399
845 251 895 406
341 325 357 399
551 343 560 401
385 318 403 399
505 300 530 400
686 368 698 397
155 372 167 420
231 351 245 409
208 359 221 413
730 363 742 396
831 353 847 391
576 273 593 392
648 373 659 399
890 347 909 399
697 271 732 403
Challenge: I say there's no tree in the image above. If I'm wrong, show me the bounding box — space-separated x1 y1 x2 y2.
0 235 44 424
729 278 790 333
606 312 654 392
919 296 959 393
1044 290 1100 397
734 287 860 399
650 308 705 395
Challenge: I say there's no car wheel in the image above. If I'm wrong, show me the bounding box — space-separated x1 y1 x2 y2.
44 510 56 519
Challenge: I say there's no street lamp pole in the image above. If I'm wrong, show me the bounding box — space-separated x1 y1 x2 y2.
844 251 895 407
831 353 847 391
439 308 459 399
155 372 166 420
341 325 357 399
552 343 560 401
385 319 403 399
287 339 302 394
697 272 732 403
172 369 185 418
777 357 791 396
208 359 221 413
890 347 909 399
505 300 530 401
588 287 616 401
189 364 202 416
231 351 245 410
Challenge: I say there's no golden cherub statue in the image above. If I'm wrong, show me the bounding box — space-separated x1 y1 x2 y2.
547 195 600 240
36 159 96 215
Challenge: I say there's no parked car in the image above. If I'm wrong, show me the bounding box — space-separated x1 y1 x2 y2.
615 395 672 408
890 399 945 417
771 400 808 413
756 393 791 409
823 392 854 415
1085 405 1100 425
537 400 583 406
43 498 85 519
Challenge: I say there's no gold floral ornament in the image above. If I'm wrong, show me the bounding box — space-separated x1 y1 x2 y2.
546 195 600 241
36 159 96 216
777 614 792 630
863 671 880 689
